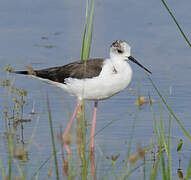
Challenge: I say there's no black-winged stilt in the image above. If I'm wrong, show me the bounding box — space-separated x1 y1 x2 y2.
14 40 151 152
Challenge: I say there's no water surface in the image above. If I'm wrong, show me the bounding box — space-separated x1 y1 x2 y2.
0 0 191 179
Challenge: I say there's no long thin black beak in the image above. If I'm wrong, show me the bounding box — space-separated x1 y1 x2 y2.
128 56 152 74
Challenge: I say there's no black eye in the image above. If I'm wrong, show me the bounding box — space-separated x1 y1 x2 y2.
117 49 123 54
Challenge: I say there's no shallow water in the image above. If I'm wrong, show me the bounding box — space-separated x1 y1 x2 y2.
0 0 191 179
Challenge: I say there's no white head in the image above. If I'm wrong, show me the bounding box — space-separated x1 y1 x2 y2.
110 40 131 60
110 40 152 74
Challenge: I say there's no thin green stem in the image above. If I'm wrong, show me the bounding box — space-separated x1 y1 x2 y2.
161 0 191 47
5 104 12 180
167 88 172 180
146 73 191 142
127 108 139 157
31 154 53 180
0 160 5 180
46 94 59 180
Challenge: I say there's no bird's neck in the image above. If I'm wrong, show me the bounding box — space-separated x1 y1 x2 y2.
110 56 125 66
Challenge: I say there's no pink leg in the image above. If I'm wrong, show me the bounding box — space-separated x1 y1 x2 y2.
63 100 81 153
90 101 98 151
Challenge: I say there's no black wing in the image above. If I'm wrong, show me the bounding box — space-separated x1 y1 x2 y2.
14 58 104 84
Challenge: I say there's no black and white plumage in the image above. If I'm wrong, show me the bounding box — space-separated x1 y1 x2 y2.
14 40 151 101
14 40 151 152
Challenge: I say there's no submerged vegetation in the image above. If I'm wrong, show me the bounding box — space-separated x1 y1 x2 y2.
0 0 191 179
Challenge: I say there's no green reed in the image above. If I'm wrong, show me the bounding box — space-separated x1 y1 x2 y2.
147 1 191 178
76 0 95 179
81 0 95 60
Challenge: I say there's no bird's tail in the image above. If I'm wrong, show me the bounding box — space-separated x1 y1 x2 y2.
13 71 29 75
13 65 36 75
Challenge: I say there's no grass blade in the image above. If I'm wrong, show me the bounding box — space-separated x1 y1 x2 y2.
185 157 191 179
146 73 191 142
81 0 95 60
46 94 59 180
31 154 53 180
161 0 191 47
0 160 5 180
150 154 160 180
